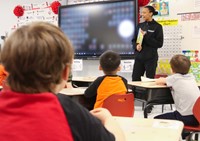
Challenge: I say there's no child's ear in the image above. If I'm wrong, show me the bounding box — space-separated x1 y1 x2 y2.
62 66 70 81
99 65 103 70
117 66 121 71
171 68 175 74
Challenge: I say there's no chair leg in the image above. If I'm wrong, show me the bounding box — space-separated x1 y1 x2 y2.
187 132 199 141
194 133 198 140
170 104 173 110
142 102 145 110
162 104 173 113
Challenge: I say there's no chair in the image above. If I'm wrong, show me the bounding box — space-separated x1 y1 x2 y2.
184 96 200 141
102 93 134 117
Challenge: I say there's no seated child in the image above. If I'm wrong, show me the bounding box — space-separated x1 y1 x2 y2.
155 54 200 139
0 22 125 141
84 50 128 109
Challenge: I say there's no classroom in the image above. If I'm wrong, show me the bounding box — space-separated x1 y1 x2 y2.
0 0 200 141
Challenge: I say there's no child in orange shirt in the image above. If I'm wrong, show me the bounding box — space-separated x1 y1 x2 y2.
84 50 128 109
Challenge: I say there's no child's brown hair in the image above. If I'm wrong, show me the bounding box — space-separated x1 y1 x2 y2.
1 22 74 93
170 54 191 75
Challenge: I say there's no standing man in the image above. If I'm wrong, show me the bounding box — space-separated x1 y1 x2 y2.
132 5 163 81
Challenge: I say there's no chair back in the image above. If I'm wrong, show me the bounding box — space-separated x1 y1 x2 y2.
193 96 200 123
183 97 200 141
102 93 134 117
154 74 168 78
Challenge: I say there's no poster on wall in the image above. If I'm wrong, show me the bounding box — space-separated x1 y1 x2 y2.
12 0 64 31
120 60 134 72
192 24 200 38
149 0 169 16
195 0 200 8
72 59 83 71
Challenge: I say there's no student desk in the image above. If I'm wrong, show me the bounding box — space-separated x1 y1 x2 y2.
129 81 200 118
58 87 86 102
72 76 96 83
114 116 184 141
59 87 86 96
72 76 96 87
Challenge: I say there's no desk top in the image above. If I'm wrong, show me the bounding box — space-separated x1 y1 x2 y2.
59 87 86 96
114 117 183 141
129 81 200 88
72 76 96 82
128 81 168 88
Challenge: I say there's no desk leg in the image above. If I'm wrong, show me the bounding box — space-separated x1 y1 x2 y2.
144 107 148 118
143 88 174 118
144 103 154 118
143 89 153 118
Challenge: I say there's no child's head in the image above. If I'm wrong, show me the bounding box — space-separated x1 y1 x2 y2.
99 50 121 75
170 54 191 75
1 22 74 93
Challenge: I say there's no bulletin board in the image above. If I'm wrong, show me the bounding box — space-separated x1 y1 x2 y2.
11 0 65 31
0 0 65 50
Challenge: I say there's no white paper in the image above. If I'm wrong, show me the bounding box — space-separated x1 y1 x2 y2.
121 60 134 72
153 120 179 129
72 59 83 71
141 76 157 82
192 24 200 38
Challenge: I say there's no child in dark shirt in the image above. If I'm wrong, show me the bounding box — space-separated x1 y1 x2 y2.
84 50 128 109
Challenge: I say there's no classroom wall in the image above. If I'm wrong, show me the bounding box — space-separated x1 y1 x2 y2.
73 59 133 81
0 0 66 45
0 0 200 81
167 0 200 51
